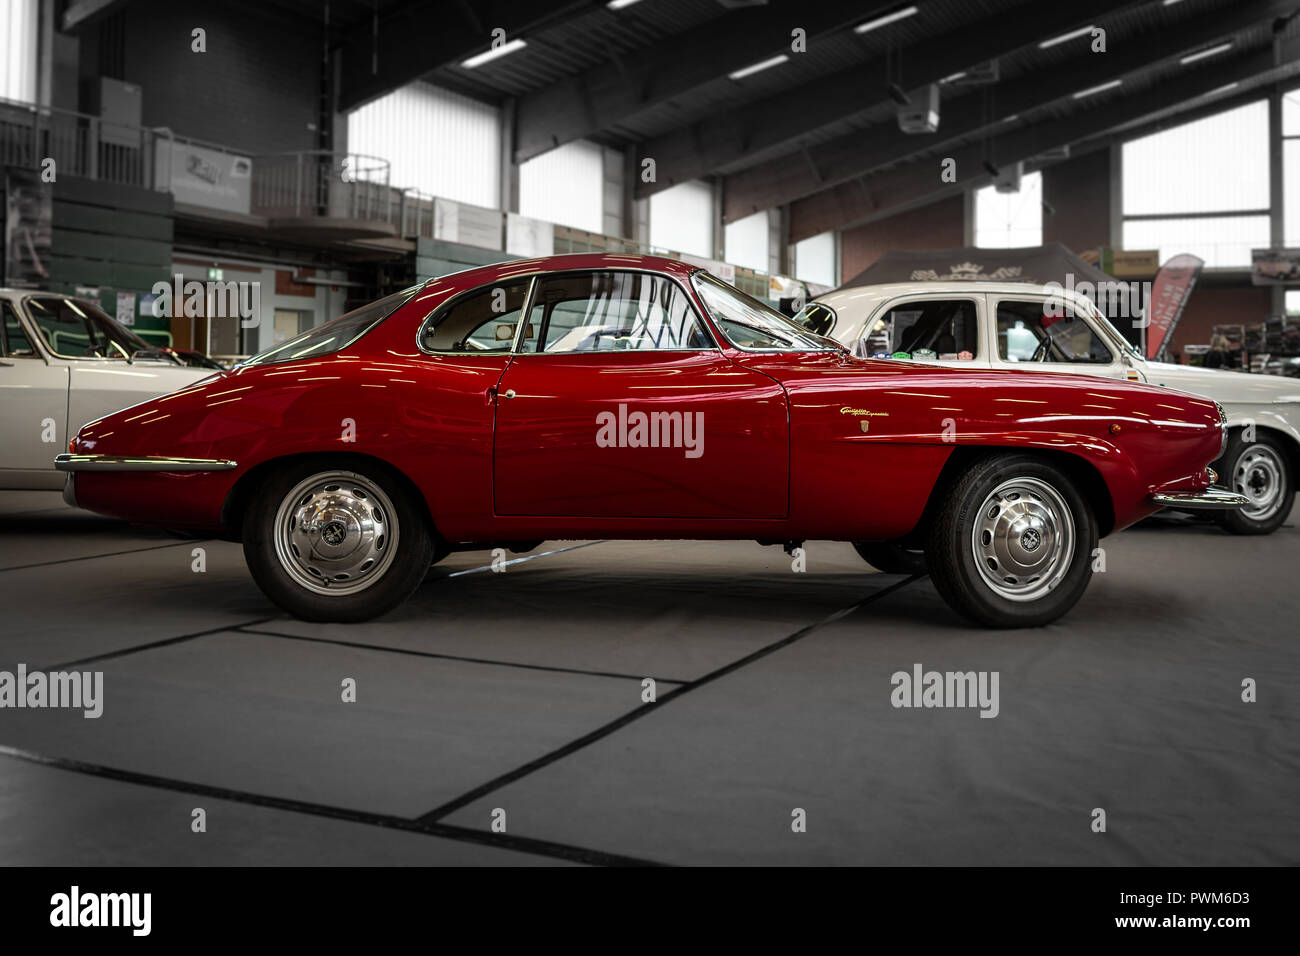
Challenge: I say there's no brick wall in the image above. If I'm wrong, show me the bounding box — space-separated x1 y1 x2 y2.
839 196 965 283
114 0 323 155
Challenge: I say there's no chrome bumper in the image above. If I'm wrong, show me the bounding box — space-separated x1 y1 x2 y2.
1150 488 1250 510
54 454 238 472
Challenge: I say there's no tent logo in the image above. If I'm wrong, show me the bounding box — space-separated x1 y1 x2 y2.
911 263 1024 281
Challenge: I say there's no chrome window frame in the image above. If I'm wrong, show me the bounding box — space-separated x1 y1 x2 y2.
415 268 721 357
690 271 839 354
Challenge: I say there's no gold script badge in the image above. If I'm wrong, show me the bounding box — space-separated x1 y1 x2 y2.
840 407 887 434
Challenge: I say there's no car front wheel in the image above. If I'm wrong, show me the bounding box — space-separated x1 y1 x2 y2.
1214 432 1294 535
926 455 1098 628
243 459 434 622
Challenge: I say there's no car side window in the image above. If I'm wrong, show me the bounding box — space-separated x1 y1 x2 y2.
866 299 979 360
996 299 1112 364
420 280 531 353
525 271 711 353
1 301 36 357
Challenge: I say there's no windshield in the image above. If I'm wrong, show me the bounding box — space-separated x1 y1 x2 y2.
23 295 174 362
691 272 837 352
241 285 420 367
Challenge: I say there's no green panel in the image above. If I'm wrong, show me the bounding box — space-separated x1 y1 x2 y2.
47 256 115 287
51 229 170 267
53 201 173 241
56 176 173 216
110 262 170 290
416 238 517 268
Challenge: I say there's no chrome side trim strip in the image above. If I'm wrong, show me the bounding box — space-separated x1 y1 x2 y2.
54 454 238 473
1150 488 1250 510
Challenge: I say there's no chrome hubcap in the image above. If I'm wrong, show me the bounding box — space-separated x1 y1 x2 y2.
971 476 1075 602
1231 444 1284 521
273 471 399 596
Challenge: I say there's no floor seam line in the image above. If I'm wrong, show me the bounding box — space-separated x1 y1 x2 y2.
36 616 280 671
413 574 922 825
0 539 211 573
232 627 689 684
0 744 663 867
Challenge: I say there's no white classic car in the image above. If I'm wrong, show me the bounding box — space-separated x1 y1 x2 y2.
1 289 212 490
800 281 1299 536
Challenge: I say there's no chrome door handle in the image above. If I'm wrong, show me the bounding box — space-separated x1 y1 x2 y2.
503 389 516 399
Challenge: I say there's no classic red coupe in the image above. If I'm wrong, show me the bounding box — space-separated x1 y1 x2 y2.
56 254 1245 627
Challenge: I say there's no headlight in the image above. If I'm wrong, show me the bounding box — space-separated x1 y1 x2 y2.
1214 402 1228 456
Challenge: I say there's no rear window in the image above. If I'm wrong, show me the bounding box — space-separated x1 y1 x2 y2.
241 285 419 367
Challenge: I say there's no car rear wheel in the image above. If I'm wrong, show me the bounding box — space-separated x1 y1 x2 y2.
243 459 434 622
851 541 928 575
926 455 1097 628
1213 432 1294 535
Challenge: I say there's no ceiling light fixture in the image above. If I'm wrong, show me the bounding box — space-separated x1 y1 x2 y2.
1180 42 1233 65
728 54 790 80
461 38 527 68
607 0 643 10
1201 82 1240 97
854 5 920 35
1039 25 1095 49
1072 79 1122 99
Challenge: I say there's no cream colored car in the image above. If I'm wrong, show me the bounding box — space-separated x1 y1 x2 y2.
801 281 1300 535
0 289 212 490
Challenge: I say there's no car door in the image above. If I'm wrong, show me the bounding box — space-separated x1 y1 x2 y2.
0 298 70 485
990 295 1129 380
492 269 789 518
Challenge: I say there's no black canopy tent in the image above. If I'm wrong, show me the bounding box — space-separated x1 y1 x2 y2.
835 242 1141 347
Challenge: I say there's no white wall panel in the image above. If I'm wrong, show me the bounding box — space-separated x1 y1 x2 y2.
794 231 837 287
974 171 1043 248
1123 100 1269 215
649 179 713 258
724 211 769 271
0 0 38 103
520 139 604 233
347 81 500 208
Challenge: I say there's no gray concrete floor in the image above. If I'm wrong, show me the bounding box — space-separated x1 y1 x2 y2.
1 490 1296 865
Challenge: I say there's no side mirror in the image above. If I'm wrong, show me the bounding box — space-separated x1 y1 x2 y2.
494 324 515 342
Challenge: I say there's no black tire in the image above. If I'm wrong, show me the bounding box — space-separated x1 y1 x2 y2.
1213 431 1294 535
925 454 1098 628
851 540 928 575
242 457 435 622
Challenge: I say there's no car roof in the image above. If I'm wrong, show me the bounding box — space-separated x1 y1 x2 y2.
422 253 702 294
815 280 1077 307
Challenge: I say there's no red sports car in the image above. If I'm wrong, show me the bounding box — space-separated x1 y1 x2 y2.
56 254 1245 627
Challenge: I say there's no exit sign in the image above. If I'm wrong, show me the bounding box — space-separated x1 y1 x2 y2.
207 268 224 281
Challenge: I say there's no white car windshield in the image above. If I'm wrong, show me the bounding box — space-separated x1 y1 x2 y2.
691 271 837 352
23 295 175 362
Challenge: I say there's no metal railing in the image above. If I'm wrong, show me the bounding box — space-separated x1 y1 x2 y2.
0 95 160 189
251 150 393 223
